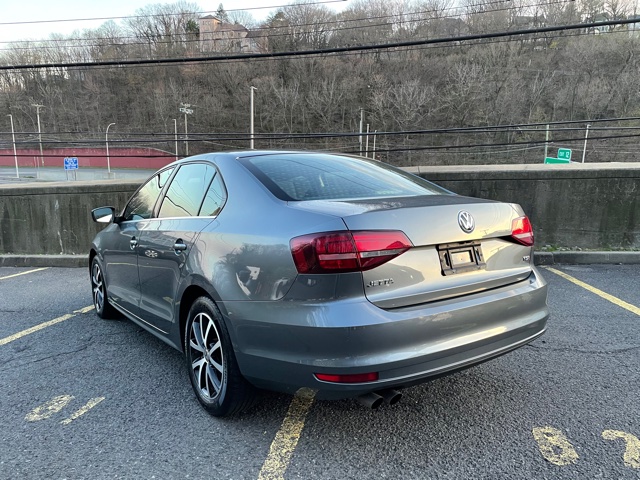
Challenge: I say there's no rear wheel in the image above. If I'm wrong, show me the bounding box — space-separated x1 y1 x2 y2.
90 257 119 319
185 296 255 417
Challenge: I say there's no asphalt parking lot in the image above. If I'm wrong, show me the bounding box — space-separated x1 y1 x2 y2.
0 264 638 479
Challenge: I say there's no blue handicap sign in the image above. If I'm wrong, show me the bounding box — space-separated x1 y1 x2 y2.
64 157 79 170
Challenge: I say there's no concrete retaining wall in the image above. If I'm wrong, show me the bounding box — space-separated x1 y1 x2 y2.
0 163 638 255
0 180 140 255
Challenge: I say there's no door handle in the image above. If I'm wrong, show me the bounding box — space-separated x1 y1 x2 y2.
130 237 138 250
173 240 187 253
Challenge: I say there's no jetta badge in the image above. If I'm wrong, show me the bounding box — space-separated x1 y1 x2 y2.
458 211 475 233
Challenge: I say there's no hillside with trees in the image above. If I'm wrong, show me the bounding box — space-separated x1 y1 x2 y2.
2 0 640 165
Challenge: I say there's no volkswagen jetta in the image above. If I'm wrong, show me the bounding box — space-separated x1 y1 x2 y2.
89 151 549 416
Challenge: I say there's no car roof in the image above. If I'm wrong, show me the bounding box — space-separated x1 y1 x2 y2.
169 150 362 166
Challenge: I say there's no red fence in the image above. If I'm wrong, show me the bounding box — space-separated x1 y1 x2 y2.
0 147 176 170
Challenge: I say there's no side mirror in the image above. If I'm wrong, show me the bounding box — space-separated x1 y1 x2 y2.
91 206 116 224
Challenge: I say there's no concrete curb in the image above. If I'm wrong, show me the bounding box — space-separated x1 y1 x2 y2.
534 251 640 265
1 252 639 268
0 255 88 268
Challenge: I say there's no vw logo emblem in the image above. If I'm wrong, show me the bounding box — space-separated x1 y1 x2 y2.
458 211 475 233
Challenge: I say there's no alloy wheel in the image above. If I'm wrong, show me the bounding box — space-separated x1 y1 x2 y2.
91 262 105 313
189 312 225 400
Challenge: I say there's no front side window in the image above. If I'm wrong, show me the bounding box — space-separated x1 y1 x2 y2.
123 167 174 221
159 163 216 218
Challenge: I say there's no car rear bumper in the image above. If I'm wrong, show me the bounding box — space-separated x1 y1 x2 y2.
222 268 549 399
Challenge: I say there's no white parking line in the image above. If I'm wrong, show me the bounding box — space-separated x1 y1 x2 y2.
0 305 94 346
0 267 49 281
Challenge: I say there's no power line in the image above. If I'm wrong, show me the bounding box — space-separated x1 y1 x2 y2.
0 0 541 50
3 17 639 71
3 129 640 152
342 132 640 154
3 115 640 139
122 25 634 69
0 0 347 27
3 13 629 72
145 28 635 70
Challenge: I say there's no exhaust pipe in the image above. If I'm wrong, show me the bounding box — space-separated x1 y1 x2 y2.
377 389 402 405
356 392 384 409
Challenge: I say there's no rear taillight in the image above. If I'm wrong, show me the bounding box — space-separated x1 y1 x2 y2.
290 230 412 274
511 216 534 246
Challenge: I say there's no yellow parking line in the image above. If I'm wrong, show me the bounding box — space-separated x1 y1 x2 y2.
25 395 75 422
258 388 316 480
532 426 579 466
61 397 105 425
545 267 640 316
602 430 640 469
0 267 49 281
0 305 94 346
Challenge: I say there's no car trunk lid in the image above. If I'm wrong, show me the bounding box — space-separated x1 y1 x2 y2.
294 195 532 308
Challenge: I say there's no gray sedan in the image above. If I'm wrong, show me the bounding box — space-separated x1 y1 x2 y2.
89 151 549 416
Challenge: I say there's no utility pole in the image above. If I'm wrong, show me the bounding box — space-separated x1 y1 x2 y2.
105 122 115 178
250 86 257 150
179 103 193 156
32 104 44 167
359 108 364 156
544 124 550 160
581 124 591 163
7 114 18 178
365 124 370 157
173 119 178 161
372 130 377 160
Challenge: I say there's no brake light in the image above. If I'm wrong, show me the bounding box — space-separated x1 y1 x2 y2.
315 372 379 383
511 216 534 246
290 230 412 274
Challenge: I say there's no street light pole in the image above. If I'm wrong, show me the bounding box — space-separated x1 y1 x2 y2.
7 114 18 178
250 86 257 149
106 122 115 178
32 104 44 167
173 118 178 161
179 103 193 156
184 112 189 156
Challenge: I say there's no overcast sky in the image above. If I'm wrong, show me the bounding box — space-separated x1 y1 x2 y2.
0 0 349 44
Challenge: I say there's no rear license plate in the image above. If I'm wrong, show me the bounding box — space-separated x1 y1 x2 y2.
437 241 486 276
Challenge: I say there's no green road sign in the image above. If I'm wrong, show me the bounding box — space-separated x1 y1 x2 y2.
545 157 571 164
557 148 572 160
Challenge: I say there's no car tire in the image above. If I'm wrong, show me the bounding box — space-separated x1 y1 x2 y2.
185 296 256 417
90 256 119 319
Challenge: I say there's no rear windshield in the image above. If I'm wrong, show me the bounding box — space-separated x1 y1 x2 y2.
238 153 449 201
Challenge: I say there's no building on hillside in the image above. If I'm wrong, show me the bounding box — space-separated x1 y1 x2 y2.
585 13 612 34
198 15 261 53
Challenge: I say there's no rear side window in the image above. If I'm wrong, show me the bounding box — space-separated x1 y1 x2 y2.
123 167 174 221
199 173 227 217
159 163 216 218
238 154 448 201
